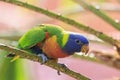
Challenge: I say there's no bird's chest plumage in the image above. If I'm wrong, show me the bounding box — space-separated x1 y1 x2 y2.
42 36 69 59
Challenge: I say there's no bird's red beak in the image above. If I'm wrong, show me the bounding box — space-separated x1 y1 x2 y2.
81 44 89 55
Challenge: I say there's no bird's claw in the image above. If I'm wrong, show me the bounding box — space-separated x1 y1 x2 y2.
37 54 48 64
59 63 68 68
57 63 68 75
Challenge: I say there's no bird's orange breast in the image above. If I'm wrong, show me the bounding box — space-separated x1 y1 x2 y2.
42 36 69 59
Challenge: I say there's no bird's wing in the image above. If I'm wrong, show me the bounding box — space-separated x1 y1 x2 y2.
18 27 45 49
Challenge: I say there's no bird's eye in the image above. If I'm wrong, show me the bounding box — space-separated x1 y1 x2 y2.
75 39 82 45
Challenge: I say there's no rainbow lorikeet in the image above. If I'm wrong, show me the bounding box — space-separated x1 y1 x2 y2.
18 24 89 63
9 24 89 73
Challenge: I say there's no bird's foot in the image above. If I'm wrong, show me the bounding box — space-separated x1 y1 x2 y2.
57 63 68 75
37 54 48 64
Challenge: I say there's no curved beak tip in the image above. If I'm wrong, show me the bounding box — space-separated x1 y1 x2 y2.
81 45 89 55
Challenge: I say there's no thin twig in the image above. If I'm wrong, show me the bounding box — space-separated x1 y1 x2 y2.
73 51 120 70
0 0 117 44
1 0 120 55
90 51 120 69
0 35 20 41
74 0 120 31
0 43 90 80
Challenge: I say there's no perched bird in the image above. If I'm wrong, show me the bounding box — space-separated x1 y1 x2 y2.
8 24 89 73
17 24 89 63
8 24 89 74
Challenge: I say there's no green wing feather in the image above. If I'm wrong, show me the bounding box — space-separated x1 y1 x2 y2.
42 24 64 36
18 24 64 49
38 24 65 47
18 27 45 49
41 24 64 47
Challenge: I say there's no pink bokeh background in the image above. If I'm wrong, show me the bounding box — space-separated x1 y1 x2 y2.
0 0 120 80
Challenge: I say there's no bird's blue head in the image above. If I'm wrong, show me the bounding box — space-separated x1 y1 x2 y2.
62 33 89 55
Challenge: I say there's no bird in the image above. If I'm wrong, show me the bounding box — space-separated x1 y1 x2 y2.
8 24 89 74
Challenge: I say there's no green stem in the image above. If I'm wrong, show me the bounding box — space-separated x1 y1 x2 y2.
74 0 120 31
0 0 118 46
0 43 90 80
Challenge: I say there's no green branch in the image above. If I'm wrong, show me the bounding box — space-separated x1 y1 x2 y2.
0 0 118 45
0 43 90 80
74 0 120 31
